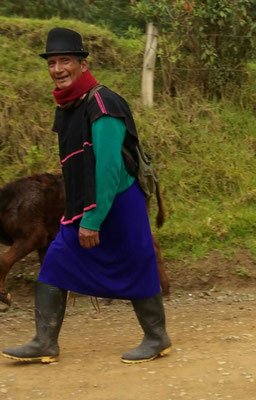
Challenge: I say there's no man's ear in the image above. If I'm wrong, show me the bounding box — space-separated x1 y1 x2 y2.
81 59 88 72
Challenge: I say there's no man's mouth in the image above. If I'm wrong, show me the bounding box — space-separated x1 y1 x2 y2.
56 76 69 82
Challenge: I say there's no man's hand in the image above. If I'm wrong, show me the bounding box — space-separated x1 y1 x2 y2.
79 227 100 249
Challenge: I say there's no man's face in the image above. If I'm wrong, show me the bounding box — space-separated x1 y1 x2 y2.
47 55 88 89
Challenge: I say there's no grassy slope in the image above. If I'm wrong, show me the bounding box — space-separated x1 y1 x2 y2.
1 17 256 264
0 16 143 178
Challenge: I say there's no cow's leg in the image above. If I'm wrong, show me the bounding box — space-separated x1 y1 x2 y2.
0 235 47 305
37 247 49 266
152 235 170 297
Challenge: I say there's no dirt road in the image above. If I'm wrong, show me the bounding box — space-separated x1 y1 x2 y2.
0 289 256 400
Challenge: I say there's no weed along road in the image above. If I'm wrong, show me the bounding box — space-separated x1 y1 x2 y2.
1 287 256 400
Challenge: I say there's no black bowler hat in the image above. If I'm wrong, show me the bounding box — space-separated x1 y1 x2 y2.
40 27 89 59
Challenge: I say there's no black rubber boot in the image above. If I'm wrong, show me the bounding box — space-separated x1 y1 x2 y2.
121 292 171 364
2 281 67 363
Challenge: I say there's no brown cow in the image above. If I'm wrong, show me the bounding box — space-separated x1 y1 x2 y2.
0 173 169 306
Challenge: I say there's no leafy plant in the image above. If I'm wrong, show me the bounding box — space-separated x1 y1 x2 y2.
234 265 252 278
24 145 45 174
131 0 256 96
0 0 87 20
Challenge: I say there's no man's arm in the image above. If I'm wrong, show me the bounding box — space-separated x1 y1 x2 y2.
79 115 126 248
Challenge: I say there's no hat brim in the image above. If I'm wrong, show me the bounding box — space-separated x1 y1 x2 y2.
39 50 89 59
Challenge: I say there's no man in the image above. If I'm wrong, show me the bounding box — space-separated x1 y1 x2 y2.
2 27 171 364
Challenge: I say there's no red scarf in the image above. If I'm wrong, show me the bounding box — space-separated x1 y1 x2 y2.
52 70 98 105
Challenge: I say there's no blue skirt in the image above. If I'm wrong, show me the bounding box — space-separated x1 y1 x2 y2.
39 182 160 300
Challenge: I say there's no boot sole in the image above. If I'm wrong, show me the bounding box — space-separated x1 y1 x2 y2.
121 346 171 364
1 352 59 363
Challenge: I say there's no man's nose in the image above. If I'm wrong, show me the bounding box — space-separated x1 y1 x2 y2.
54 62 64 73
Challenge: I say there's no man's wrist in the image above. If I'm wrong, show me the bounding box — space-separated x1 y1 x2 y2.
79 221 100 231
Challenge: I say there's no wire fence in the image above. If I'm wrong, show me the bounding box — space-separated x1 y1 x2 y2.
159 33 256 39
0 66 256 73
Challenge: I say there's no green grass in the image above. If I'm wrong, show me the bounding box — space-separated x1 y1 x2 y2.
1 17 256 262
143 98 256 260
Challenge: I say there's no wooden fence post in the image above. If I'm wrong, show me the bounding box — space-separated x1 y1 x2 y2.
141 22 158 107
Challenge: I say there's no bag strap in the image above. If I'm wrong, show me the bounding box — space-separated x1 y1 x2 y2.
88 84 104 103
87 85 154 188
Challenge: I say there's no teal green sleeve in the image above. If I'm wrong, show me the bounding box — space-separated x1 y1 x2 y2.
80 116 134 230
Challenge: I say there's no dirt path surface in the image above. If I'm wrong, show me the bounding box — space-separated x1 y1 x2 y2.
0 288 256 400
1 247 256 400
